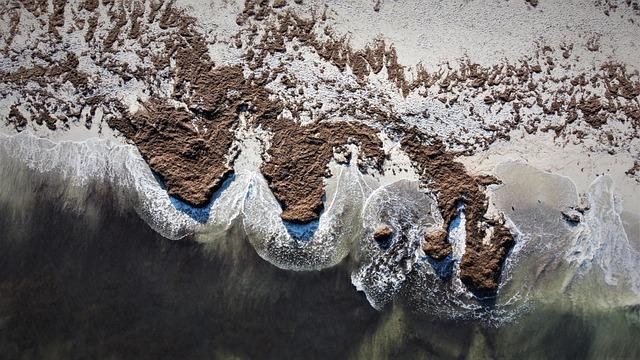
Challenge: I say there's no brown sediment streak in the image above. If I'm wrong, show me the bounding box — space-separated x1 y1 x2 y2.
261 117 384 223
627 161 640 178
2 10 20 54
85 14 98 42
82 0 99 12
127 1 145 39
401 129 515 293
48 0 66 39
103 3 128 49
243 7 404 92
245 4 639 151
8 105 27 130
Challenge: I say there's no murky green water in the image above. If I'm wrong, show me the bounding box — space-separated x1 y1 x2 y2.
1 162 640 359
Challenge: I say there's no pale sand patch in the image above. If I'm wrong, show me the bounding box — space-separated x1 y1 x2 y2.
458 130 640 238
305 0 640 72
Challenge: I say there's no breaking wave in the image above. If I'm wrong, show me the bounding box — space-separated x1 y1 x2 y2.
492 162 640 310
0 132 198 240
2 134 639 320
242 162 367 270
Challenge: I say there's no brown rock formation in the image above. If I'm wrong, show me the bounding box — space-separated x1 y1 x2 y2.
423 229 450 261
106 6 281 207
261 118 384 223
100 2 385 222
108 98 236 207
373 225 393 244
401 129 515 294
458 221 515 293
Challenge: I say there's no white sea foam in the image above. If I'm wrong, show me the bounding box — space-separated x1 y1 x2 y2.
566 176 640 302
353 180 440 310
3 131 638 317
0 132 198 240
491 161 640 308
242 159 368 271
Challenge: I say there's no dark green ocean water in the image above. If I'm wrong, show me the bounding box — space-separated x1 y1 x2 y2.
1 163 640 359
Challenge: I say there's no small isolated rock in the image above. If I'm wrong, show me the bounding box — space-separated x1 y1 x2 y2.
373 0 381 12
373 225 393 244
586 36 600 52
423 229 451 261
626 161 640 176
561 209 581 224
484 95 495 104
575 199 591 214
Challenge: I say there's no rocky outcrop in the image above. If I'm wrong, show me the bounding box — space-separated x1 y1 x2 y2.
261 118 384 223
401 129 515 294
107 98 236 207
422 229 450 261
